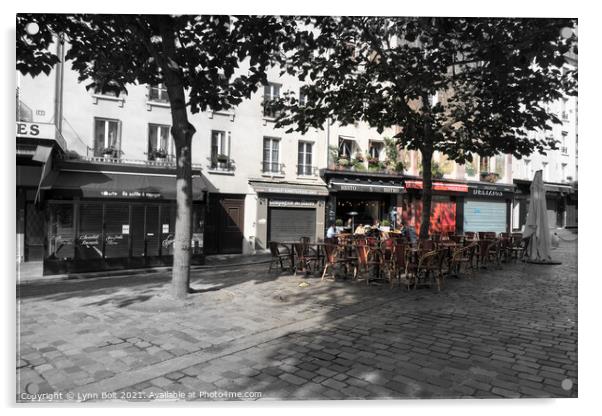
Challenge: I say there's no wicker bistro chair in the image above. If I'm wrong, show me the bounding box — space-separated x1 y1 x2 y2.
268 242 292 273
449 241 479 278
406 249 445 291
476 239 502 269
321 243 354 281
509 233 526 262
449 235 465 245
464 231 477 241
353 240 385 286
293 242 320 275
389 242 412 289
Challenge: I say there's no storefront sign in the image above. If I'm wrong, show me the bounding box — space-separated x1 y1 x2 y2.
468 184 514 199
162 224 170 233
16 122 67 150
331 182 403 194
122 225 130 234
404 180 468 193
269 199 317 208
252 184 328 196
100 190 162 199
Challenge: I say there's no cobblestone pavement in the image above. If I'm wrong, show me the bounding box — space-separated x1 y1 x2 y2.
17 239 577 402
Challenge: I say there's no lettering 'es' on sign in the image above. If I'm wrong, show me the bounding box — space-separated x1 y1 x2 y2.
16 122 55 140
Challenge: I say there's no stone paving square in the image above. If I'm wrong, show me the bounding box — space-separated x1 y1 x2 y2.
16 239 577 402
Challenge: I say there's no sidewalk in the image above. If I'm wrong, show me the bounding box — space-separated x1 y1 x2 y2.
17 252 272 285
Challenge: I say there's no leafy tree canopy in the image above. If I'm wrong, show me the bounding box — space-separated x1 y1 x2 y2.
17 14 297 114
271 16 578 163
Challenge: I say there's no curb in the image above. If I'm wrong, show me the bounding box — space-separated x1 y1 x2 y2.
16 258 272 287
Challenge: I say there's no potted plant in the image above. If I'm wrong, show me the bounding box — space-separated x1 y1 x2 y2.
335 218 344 233
337 156 350 169
380 219 391 232
480 171 500 183
101 146 119 159
354 151 365 163
149 148 168 162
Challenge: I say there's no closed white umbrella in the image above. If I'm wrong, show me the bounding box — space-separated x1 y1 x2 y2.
522 170 559 264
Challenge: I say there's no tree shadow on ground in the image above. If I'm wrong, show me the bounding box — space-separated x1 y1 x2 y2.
141 242 578 400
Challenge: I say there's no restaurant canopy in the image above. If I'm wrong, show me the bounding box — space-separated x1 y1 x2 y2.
41 169 206 200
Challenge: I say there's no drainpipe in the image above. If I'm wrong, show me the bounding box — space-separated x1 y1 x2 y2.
54 33 65 134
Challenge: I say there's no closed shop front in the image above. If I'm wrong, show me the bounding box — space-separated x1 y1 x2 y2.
40 161 206 274
250 180 328 249
204 195 245 255
463 200 507 234
268 204 317 242
463 183 514 234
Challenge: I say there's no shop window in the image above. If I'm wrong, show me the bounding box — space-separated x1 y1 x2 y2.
160 204 176 256
149 83 169 103
78 203 104 260
48 204 75 260
263 82 281 118
94 118 121 158
210 130 232 170
263 137 280 173
192 203 205 255
104 204 130 258
298 141 313 175
148 124 173 161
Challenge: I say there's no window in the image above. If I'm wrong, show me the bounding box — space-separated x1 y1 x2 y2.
299 87 307 106
338 137 354 158
368 141 384 160
149 83 169 103
561 163 567 182
210 130 231 170
561 98 568 119
148 124 172 161
561 132 568 154
94 118 121 157
542 162 548 181
479 156 490 173
93 81 123 97
263 82 281 117
298 142 313 175
263 137 280 173
524 159 532 178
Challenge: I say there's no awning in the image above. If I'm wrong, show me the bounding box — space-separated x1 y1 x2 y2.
544 183 575 194
250 181 329 196
41 169 206 200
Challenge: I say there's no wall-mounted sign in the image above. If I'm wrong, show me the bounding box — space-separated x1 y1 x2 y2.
122 224 130 234
468 183 514 199
100 190 162 199
162 224 170 233
16 122 55 139
269 199 317 208
404 180 468 193
252 183 329 196
331 182 403 194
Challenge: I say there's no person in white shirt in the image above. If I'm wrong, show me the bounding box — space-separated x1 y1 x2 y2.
326 221 337 239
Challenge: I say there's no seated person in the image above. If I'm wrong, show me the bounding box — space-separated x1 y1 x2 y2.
354 224 366 235
326 221 337 239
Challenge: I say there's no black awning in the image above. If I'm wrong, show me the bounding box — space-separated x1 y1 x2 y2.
42 170 205 200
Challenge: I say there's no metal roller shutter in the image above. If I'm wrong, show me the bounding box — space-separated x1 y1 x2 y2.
269 208 316 242
463 200 507 234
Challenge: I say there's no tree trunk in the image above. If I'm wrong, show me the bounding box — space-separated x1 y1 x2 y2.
419 145 433 240
419 93 434 241
156 17 197 299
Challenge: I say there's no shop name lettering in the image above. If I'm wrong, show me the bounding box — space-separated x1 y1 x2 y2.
472 189 504 197
100 190 161 198
79 234 99 246
339 185 399 193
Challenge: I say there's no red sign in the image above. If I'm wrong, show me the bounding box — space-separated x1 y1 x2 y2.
404 180 468 193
